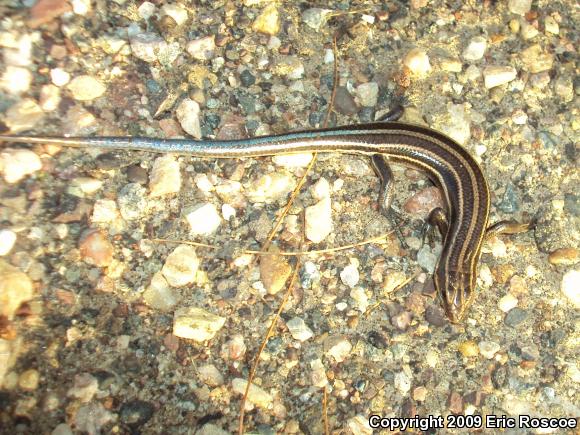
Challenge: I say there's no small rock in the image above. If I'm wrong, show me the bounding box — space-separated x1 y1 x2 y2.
224 334 246 360
27 0 71 28
394 371 411 394
425 304 447 326
340 263 360 287
286 317 313 341
71 0 91 15
383 271 407 294
440 58 462 72
504 307 528 327
160 4 188 26
74 403 115 434
143 272 181 311
67 75 106 101
247 173 296 203
448 391 463 414
483 66 517 88
273 56 304 80
0 148 42 184
305 197 332 243
79 229 114 267
272 153 313 168
196 424 229 435
0 229 16 256
149 155 181 197
260 245 292 295
544 16 559 35
161 245 200 287
478 341 501 359
69 177 103 196
310 359 328 388
561 270 579 308
325 336 352 363
554 76 574 102
137 1 155 19
117 183 147 220
185 203 221 236
130 32 167 63
333 87 358 115
0 66 32 95
4 99 44 133
462 36 487 61
119 400 154 429
176 98 201 139
498 293 518 312
231 378 272 408
549 248 579 266
347 415 373 435
67 373 99 402
52 424 74 435
252 3 280 35
413 386 428 401
508 0 532 15
391 310 412 331
301 8 333 31
39 84 61 111
186 36 216 61
18 369 40 391
417 245 438 274
355 82 379 107
91 199 120 224
403 48 431 76
173 307 226 341
458 340 479 357
350 287 369 313
197 364 224 387
311 178 330 201
520 21 539 40
520 44 553 73
403 186 444 217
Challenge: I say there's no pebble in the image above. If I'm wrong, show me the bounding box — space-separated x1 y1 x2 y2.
1 66 32 95
149 155 181 197
0 229 16 256
504 307 528 327
143 272 181 311
286 317 313 341
383 271 407 294
129 32 167 63
224 334 246 360
458 340 479 357
413 386 428 401
440 58 462 72
302 8 333 31
310 358 328 388
162 245 200 287
74 403 115 434
173 307 226 341
39 84 61 111
27 0 71 28
438 104 472 145
252 3 280 35
520 21 539 40
483 66 517 88
4 98 44 133
0 148 42 184
334 87 358 115
186 36 216 61
79 229 114 267
185 203 221 236
259 245 292 295
117 183 147 220
403 186 444 217
511 109 528 125
196 424 229 435
52 424 74 435
561 270 579 308
137 1 155 19
479 341 501 359
417 245 439 274
272 153 313 168
160 4 188 26
18 369 40 391
347 415 373 435
197 364 224 387
544 16 559 35
247 173 296 203
520 44 553 73
91 199 120 224
554 76 574 102
350 287 369 313
448 391 463 414
462 36 487 61
498 293 518 312
391 310 412 331
305 197 332 243
67 75 105 101
403 48 431 76
273 56 304 80
71 0 91 15
67 373 98 402
340 263 360 288
355 82 379 107
508 0 532 15
394 370 412 394
325 336 352 363
231 378 272 408
311 177 330 200
176 98 202 138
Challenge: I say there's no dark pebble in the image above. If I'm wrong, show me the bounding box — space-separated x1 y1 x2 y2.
204 113 221 130
401 399 416 417
464 390 486 407
358 107 375 122
564 193 579 217
126 164 148 184
354 379 367 393
504 307 528 327
236 92 256 114
239 70 256 87
497 183 520 213
96 153 122 171
491 365 507 389
367 330 390 349
334 87 359 115
119 400 155 428
425 304 447 327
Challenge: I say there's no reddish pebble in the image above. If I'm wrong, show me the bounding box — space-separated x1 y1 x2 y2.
158 118 184 138
447 391 463 414
79 229 114 267
28 0 71 28
403 186 444 217
163 334 180 352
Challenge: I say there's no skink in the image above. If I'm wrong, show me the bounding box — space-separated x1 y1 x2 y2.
0 112 529 323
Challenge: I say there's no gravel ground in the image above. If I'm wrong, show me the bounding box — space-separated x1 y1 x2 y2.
0 0 578 434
